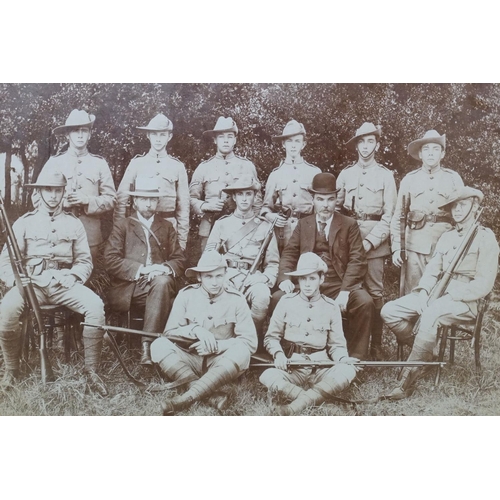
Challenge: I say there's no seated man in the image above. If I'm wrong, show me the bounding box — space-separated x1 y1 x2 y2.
382 186 499 399
260 253 359 415
151 251 257 415
273 172 374 360
205 175 279 340
104 177 185 365
0 171 107 395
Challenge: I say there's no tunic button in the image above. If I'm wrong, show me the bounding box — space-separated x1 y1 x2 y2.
293 179 297 183
362 171 366 175
51 243 55 247
360 183 364 187
225 172 229 176
209 300 214 304
293 166 297 170
430 187 434 191
453 246 457 249
78 171 82 175
293 194 297 197
242 221 246 225
156 172 160 175
52 229 56 233
429 200 434 204
225 161 229 165
208 316 213 320
78 160 82 164
307 318 311 322
430 176 434 179
77 185 82 189
359 196 363 200
305 332 309 336
157 160 160 164
308 304 313 308
50 218 55 222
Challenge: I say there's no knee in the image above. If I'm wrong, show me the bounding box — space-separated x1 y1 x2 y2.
259 368 284 388
150 337 178 363
151 274 175 290
381 300 397 324
249 283 271 307
84 294 105 323
334 363 357 384
221 344 251 370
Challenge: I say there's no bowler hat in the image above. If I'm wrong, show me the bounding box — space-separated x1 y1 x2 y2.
408 130 446 160
308 173 339 195
284 252 328 277
126 177 168 197
185 251 227 279
272 120 306 141
345 122 382 149
203 117 238 137
136 113 173 132
52 109 96 135
222 175 261 194
26 171 67 188
438 186 484 211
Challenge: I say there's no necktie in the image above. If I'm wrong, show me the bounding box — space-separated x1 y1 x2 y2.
318 221 327 241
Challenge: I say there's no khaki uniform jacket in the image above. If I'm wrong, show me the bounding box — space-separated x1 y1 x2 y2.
115 153 190 249
261 158 321 217
336 161 397 258
415 225 499 315
264 292 349 361
0 207 92 288
38 151 116 247
391 166 464 255
205 214 279 287
164 284 258 354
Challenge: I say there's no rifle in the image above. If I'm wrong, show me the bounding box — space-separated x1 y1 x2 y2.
249 359 445 369
399 194 410 297
0 193 54 384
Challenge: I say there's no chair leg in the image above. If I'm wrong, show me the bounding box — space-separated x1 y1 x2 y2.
449 326 456 365
435 326 448 386
474 319 481 373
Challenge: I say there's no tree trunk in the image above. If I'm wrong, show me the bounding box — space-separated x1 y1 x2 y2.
4 144 12 209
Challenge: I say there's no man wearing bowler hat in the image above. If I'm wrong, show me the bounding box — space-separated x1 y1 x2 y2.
391 130 464 294
273 172 373 360
336 122 397 360
104 177 185 365
190 117 262 252
261 119 321 253
36 109 116 261
115 114 190 250
150 251 257 415
0 171 108 395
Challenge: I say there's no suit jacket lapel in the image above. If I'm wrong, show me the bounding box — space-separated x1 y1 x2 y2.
131 214 146 245
304 216 316 252
328 214 341 248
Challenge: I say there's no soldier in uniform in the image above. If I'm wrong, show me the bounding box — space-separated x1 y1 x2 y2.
336 122 397 360
115 114 190 250
260 253 359 416
273 173 374 360
0 171 108 395
261 120 322 253
382 187 499 398
150 251 257 415
205 175 279 341
189 117 262 252
391 130 464 294
36 109 116 261
104 177 185 365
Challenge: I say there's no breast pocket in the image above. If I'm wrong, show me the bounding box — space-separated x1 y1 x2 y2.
204 175 222 199
56 231 79 255
25 229 50 254
159 173 178 210
364 182 384 211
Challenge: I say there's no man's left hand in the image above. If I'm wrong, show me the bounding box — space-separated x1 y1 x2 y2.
58 274 77 289
67 192 89 206
340 355 362 372
243 272 267 287
335 291 350 313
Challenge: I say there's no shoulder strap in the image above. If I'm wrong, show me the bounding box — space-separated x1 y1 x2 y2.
223 217 262 251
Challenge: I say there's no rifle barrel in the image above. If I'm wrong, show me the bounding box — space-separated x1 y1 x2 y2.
249 360 445 368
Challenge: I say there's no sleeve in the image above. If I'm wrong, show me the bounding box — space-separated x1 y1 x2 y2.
85 159 117 216
189 163 206 215
390 175 409 253
70 219 93 283
341 220 367 292
263 297 287 357
174 163 190 249
114 160 137 222
334 170 347 213
277 220 301 284
326 301 349 361
260 171 277 216
164 291 200 337
262 231 279 287
233 295 258 354
0 219 26 287
204 218 223 252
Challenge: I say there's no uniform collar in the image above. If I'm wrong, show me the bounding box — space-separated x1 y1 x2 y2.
299 292 322 303
422 164 441 175
355 157 377 169
199 285 225 301
67 147 89 158
283 156 304 166
233 210 254 220
215 151 235 161
147 150 169 159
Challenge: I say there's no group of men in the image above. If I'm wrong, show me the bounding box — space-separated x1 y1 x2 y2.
0 108 497 415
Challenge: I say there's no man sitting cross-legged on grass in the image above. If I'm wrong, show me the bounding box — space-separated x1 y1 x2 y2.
151 251 257 415
260 252 360 415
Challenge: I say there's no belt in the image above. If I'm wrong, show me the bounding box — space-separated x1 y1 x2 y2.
291 344 324 355
425 214 454 224
44 260 72 270
158 211 176 219
451 273 472 283
353 213 382 221
226 260 251 271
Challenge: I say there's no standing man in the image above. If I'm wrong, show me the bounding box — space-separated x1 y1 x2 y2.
205 175 279 340
260 253 359 416
336 122 397 360
382 187 498 398
0 171 108 395
115 113 190 250
261 120 321 253
273 173 374 360
391 130 464 294
150 251 257 415
104 177 185 366
189 117 261 252
37 109 116 261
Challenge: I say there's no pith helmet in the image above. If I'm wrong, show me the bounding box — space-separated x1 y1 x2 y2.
284 252 328 277
222 175 261 194
185 251 227 279
136 113 173 132
52 109 96 135
408 130 446 160
203 117 238 137
345 122 382 149
272 119 307 141
126 177 168 197
438 186 484 211
26 170 67 188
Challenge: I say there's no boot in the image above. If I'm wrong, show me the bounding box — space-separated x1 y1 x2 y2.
162 357 239 415
275 381 304 403
253 318 266 353
278 388 324 416
370 309 385 361
158 351 199 388
84 369 109 397
207 391 229 412
0 331 21 390
83 334 108 397
140 341 153 366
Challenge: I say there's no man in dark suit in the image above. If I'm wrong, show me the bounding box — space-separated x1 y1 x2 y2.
104 177 185 365
272 173 374 359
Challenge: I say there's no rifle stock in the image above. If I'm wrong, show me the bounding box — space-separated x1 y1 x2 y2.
399 194 410 297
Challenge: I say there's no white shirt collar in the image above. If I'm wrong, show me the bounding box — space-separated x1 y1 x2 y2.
136 211 154 229
316 214 334 235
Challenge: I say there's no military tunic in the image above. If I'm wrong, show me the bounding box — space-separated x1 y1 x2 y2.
115 152 190 249
37 150 116 248
205 213 279 323
261 158 321 247
390 166 464 293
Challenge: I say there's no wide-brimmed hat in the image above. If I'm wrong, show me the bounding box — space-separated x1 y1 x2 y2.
308 173 340 195
52 109 96 135
438 186 484 211
185 251 227 279
126 177 168 197
345 122 382 149
284 252 328 277
272 119 306 141
136 113 173 132
408 130 446 160
222 175 261 194
26 171 67 188
203 117 238 137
